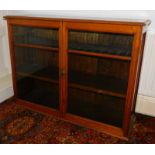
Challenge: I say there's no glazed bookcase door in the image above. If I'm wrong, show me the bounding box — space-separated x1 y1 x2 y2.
67 29 134 128
12 26 60 109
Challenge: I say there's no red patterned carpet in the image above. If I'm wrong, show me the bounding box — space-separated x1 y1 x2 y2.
0 101 155 144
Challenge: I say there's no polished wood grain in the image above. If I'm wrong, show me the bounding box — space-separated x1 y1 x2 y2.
69 83 126 98
64 113 127 140
7 18 61 29
59 21 67 116
69 49 131 61
123 26 143 136
17 99 60 117
131 33 146 112
17 72 59 84
5 16 149 139
59 22 68 116
65 22 139 34
15 43 58 52
15 43 131 61
4 15 151 27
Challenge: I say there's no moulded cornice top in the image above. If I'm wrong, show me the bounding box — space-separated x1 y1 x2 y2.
4 15 151 27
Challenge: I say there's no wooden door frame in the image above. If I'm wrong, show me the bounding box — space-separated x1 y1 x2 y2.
6 19 63 113
123 26 144 136
62 21 144 137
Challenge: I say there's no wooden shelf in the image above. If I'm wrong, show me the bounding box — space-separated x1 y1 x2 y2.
68 70 127 98
16 65 127 98
14 43 131 61
69 49 131 61
16 65 59 84
69 83 126 98
17 72 58 84
15 43 59 52
68 96 125 127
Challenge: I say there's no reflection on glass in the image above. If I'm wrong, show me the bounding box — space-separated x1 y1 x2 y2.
13 26 59 48
69 30 133 56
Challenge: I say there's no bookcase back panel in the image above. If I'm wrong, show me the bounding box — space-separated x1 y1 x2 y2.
68 54 130 95
68 30 134 56
13 26 59 47
68 88 125 127
14 47 59 69
17 77 59 109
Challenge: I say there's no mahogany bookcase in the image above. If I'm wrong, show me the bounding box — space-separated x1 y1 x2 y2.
4 16 150 139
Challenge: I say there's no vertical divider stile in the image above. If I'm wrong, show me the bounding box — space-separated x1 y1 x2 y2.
60 21 68 116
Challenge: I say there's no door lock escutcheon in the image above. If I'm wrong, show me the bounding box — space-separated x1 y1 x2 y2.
60 69 66 76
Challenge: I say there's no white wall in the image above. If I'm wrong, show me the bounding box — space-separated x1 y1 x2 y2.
0 10 13 102
8 10 155 30
0 10 9 77
0 10 155 116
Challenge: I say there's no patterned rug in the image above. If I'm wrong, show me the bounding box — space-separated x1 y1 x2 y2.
0 101 155 144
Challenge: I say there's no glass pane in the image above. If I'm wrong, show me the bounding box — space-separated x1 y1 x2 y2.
13 26 59 48
68 54 130 96
17 77 59 109
13 26 59 109
68 54 130 127
69 30 133 56
68 88 125 127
